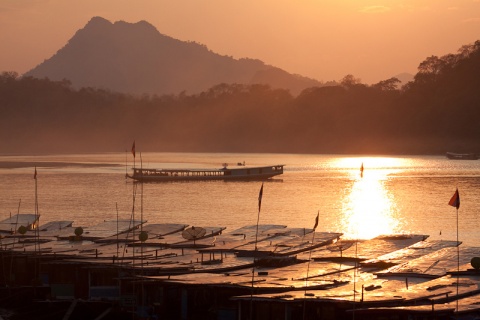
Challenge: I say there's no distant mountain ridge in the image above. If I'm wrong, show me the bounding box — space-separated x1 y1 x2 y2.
24 16 321 96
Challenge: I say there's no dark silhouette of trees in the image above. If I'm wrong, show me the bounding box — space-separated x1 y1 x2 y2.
372 77 401 91
1 41 480 155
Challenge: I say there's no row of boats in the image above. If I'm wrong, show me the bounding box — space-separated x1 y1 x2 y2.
1 214 480 319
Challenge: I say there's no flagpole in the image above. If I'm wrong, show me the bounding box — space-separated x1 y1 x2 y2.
456 206 459 312
448 188 460 313
251 182 264 320
303 211 319 320
140 151 145 309
254 183 263 251
130 170 137 317
353 238 358 320
34 167 37 252
304 227 317 291
33 167 41 290
130 140 136 179
116 202 119 257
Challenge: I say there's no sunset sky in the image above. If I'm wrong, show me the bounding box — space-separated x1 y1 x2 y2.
1 0 479 84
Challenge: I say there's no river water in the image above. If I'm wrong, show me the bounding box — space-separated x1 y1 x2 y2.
1 153 479 246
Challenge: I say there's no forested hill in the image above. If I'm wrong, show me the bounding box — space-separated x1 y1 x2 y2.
23 17 320 96
1 41 480 155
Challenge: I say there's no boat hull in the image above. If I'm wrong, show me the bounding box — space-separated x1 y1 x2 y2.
127 165 284 182
446 152 479 160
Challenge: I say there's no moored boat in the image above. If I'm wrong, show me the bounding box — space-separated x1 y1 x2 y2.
445 152 479 160
127 164 284 182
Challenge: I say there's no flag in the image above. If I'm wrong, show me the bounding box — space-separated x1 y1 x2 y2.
34 167 37 180
258 183 264 211
313 211 319 230
131 141 136 158
448 188 460 209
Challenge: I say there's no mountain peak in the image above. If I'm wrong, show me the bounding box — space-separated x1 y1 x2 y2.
85 16 112 29
24 17 321 95
81 17 159 36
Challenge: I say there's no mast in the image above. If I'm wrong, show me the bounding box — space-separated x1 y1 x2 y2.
251 183 264 319
34 167 41 290
125 149 128 179
303 211 319 320
448 188 460 312
131 140 136 171
34 167 40 253
140 151 145 308
254 183 264 250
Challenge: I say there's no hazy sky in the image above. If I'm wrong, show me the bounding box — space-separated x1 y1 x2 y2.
1 0 479 84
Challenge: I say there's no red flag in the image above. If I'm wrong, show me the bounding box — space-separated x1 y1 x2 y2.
131 141 136 158
258 183 264 211
313 211 319 230
34 167 37 179
448 188 460 209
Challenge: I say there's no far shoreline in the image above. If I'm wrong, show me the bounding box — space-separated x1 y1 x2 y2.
0 161 121 169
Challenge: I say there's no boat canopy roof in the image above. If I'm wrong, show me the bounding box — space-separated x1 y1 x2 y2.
132 165 284 173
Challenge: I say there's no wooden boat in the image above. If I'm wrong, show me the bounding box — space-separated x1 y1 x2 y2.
127 164 284 182
446 152 479 160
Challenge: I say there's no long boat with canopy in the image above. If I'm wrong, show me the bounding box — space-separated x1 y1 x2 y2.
127 164 284 182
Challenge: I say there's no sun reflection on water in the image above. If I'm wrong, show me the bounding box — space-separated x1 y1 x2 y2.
338 157 401 240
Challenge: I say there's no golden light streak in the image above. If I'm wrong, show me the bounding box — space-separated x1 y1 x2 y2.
338 157 401 239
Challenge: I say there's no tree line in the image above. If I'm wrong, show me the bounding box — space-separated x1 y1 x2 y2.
1 41 479 155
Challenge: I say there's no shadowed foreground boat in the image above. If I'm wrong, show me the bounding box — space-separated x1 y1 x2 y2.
1 215 480 319
446 152 479 160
